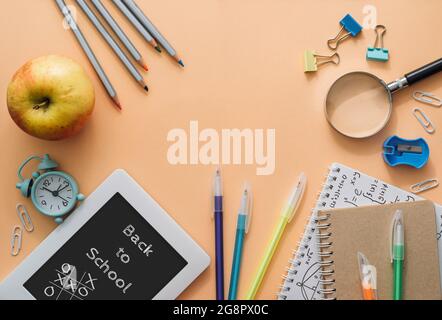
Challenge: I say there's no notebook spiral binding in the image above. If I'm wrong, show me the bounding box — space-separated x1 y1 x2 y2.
316 210 336 300
277 165 340 300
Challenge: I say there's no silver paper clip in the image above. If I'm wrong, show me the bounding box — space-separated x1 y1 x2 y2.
413 108 436 134
413 91 442 107
411 179 439 194
11 226 23 257
17 204 34 232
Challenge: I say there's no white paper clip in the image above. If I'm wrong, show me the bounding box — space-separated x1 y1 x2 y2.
11 226 23 257
413 108 436 134
17 204 34 232
411 179 439 194
413 91 442 107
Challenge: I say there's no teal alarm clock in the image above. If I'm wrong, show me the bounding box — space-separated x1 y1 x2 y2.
16 154 85 224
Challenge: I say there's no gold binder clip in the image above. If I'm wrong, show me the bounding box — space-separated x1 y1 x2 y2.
304 50 340 73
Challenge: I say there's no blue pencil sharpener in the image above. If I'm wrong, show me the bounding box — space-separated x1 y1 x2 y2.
383 136 429 169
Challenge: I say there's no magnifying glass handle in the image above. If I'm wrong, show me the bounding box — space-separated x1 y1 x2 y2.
405 58 442 85
388 58 442 93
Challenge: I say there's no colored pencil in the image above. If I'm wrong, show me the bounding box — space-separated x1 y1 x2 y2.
55 0 121 110
123 0 184 67
112 0 161 53
91 0 149 71
76 0 148 91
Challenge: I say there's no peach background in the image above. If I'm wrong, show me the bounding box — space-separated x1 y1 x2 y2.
1 0 442 300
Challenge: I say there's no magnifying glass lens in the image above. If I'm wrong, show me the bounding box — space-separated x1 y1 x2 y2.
326 73 392 138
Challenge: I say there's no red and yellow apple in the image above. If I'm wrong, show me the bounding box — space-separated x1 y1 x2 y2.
7 55 95 140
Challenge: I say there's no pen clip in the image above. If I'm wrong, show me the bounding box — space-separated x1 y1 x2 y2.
284 173 307 223
212 167 222 219
390 210 403 263
240 183 253 234
357 252 377 296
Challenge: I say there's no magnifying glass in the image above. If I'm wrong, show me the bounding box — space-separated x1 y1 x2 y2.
325 58 442 139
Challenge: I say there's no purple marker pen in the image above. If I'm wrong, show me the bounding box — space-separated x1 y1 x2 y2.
214 168 224 300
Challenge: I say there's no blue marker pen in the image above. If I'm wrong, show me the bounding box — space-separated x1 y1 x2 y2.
228 183 252 300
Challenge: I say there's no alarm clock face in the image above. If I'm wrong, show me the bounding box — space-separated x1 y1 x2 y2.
31 172 79 217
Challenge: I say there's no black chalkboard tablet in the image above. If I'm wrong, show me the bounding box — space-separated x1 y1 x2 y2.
24 193 188 300
0 170 210 300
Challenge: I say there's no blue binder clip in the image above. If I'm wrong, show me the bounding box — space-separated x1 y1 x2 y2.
383 136 429 169
327 14 363 50
367 25 389 62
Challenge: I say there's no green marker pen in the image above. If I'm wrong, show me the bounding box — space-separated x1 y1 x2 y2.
391 210 405 300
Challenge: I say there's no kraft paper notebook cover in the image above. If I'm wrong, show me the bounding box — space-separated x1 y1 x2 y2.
278 163 442 300
317 201 441 300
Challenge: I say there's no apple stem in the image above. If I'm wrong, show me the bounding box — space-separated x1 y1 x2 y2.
33 99 50 110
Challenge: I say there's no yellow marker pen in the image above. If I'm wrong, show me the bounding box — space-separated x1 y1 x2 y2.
246 173 307 300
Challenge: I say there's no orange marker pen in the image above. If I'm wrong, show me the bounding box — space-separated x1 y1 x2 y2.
357 252 378 300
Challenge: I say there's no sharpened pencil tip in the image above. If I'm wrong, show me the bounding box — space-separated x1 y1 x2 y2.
113 97 122 110
155 46 162 53
178 60 185 67
138 58 149 72
144 86 149 92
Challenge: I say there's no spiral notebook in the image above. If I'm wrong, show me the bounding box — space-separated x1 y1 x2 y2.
278 163 442 300
317 201 441 300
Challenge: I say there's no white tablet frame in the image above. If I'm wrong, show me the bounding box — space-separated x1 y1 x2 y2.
0 169 210 300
